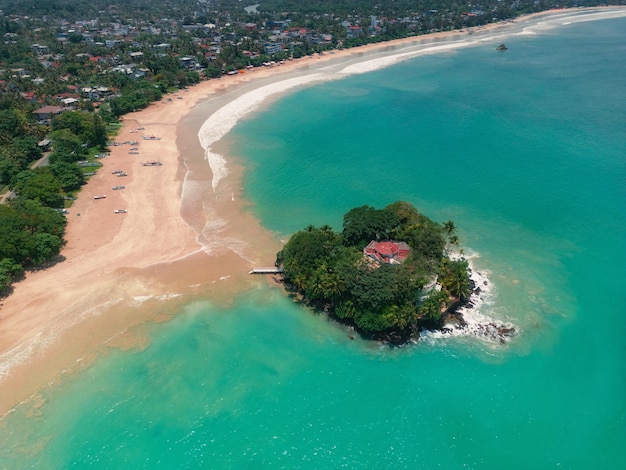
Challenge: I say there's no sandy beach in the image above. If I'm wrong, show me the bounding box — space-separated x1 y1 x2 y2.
0 6 623 417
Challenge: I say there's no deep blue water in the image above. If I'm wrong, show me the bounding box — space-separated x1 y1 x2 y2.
1 14 624 469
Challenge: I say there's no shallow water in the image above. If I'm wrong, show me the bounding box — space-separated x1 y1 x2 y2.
1 13 624 469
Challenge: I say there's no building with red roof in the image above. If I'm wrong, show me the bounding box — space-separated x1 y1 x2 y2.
364 240 411 265
21 91 37 102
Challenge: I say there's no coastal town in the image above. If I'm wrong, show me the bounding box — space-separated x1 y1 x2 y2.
0 0 577 115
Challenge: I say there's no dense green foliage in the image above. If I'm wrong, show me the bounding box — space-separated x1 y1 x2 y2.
277 201 472 343
0 107 106 293
0 198 66 290
108 84 164 118
51 110 107 149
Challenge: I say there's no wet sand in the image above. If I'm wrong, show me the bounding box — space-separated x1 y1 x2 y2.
0 7 623 416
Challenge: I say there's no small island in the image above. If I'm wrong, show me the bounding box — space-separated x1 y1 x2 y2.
276 201 475 344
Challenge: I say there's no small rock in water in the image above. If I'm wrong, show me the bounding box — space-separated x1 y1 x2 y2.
473 322 516 344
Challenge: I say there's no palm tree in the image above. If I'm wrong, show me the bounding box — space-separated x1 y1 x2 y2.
419 296 442 322
443 220 456 236
324 273 345 302
443 220 460 247
445 267 471 301
307 271 325 300
384 304 416 330
292 272 307 292
336 299 356 319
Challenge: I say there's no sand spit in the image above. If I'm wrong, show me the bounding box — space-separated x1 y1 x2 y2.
0 7 623 417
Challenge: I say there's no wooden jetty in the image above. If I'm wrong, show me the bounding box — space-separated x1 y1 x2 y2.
249 267 284 275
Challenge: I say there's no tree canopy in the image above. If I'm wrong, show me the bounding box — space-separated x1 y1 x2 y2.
0 110 89 294
0 199 66 290
277 201 473 343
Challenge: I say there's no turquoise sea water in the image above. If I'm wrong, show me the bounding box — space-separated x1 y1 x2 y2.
1 15 625 468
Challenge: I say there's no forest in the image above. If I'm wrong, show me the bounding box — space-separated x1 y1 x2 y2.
277 201 472 343
0 104 108 292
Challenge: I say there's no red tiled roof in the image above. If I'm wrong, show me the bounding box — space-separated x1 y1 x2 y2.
374 241 398 256
364 240 411 264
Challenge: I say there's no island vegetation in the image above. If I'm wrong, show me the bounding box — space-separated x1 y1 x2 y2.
276 201 473 344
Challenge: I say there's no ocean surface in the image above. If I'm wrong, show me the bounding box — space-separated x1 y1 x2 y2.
1 13 625 469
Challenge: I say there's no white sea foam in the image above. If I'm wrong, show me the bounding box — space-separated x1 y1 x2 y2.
0 298 124 381
199 232 256 263
198 73 327 191
132 293 182 306
338 41 474 76
180 172 208 203
0 291 186 381
152 248 205 266
421 251 517 345
0 333 48 381
522 8 626 33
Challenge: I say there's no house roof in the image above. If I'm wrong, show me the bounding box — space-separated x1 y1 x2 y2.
364 240 411 264
375 241 399 256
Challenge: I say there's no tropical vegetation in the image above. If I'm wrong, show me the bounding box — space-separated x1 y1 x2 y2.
277 201 473 343
0 105 108 292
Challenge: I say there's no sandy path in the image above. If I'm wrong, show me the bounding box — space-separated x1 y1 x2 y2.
0 7 622 416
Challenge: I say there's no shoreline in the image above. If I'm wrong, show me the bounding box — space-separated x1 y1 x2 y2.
0 6 624 417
